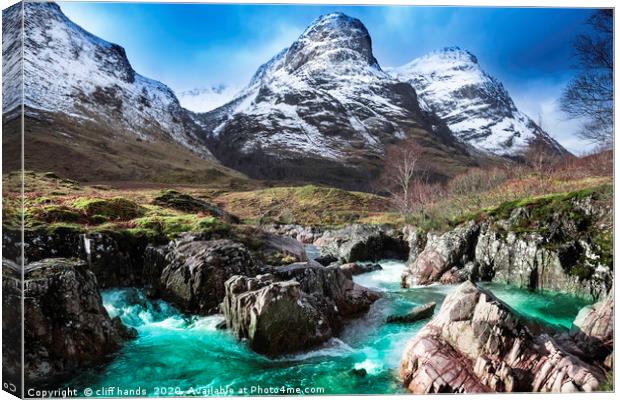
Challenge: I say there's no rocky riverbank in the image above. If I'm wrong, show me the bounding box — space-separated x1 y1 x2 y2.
401 187 613 301
400 281 613 393
2 258 136 385
1 184 613 392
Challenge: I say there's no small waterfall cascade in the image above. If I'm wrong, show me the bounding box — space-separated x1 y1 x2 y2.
81 234 93 268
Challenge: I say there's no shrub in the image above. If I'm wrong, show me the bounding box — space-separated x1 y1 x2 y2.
448 167 510 196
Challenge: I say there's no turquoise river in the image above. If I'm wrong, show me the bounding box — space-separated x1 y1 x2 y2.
67 259 591 396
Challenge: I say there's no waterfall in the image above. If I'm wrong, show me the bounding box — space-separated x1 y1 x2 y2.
82 234 92 268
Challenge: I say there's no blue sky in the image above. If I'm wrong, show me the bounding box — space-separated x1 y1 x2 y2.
59 2 599 153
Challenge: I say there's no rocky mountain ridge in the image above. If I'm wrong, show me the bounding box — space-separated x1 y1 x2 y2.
195 13 481 189
392 47 567 157
3 4 569 188
3 2 212 157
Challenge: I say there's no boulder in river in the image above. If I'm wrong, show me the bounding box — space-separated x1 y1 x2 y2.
339 262 382 278
250 229 308 265
274 261 380 317
222 274 333 355
261 224 323 244
222 261 380 355
402 225 425 265
572 284 614 355
10 258 132 383
387 302 435 324
159 236 261 314
400 281 607 393
555 285 614 365
316 224 408 262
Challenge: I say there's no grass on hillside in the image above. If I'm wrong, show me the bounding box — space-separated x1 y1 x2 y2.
2 158 612 242
406 175 612 232
1 173 395 240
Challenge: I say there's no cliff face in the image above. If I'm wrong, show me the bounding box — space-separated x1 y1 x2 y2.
401 186 613 301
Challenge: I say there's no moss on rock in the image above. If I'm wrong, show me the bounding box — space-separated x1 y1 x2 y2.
73 197 145 221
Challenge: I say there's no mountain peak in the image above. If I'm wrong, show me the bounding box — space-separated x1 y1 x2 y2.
284 12 379 72
307 12 361 31
392 49 567 157
8 1 213 158
436 46 479 63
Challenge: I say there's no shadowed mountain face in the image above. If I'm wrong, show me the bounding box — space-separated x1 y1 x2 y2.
2 2 247 185
392 47 568 157
195 13 482 190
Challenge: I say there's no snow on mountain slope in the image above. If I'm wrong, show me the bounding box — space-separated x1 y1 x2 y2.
392 47 567 156
197 13 478 189
2 2 212 158
177 84 241 113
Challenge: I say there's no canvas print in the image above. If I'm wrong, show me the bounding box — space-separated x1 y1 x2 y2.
1 0 614 397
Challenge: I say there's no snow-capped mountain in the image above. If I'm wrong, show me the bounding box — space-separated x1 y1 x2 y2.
177 85 241 113
392 47 567 156
3 2 212 158
197 13 478 189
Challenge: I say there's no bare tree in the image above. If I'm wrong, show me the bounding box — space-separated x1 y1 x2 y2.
381 140 441 215
524 137 561 190
560 9 613 146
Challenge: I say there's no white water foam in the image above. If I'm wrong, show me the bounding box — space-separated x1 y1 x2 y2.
275 338 354 362
353 260 407 290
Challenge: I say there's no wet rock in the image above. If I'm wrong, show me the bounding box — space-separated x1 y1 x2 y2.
15 258 131 383
400 281 606 393
339 262 382 278
274 261 380 317
314 254 338 266
402 221 479 287
160 237 261 315
257 231 308 265
111 316 138 339
222 274 333 355
569 285 614 362
439 266 470 284
316 224 408 262
352 368 367 378
402 225 425 265
387 302 435 324
4 227 154 288
143 244 168 294
222 261 379 355
79 232 151 288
